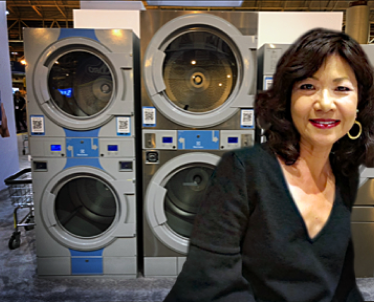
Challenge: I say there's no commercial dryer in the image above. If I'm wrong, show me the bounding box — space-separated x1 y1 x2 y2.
350 44 374 278
24 28 139 277
256 43 290 143
140 11 257 277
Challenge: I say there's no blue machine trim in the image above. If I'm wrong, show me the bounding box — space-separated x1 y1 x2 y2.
71 258 103 275
66 138 100 157
64 128 100 138
177 130 220 150
58 28 99 42
63 158 103 170
63 128 102 170
70 249 104 257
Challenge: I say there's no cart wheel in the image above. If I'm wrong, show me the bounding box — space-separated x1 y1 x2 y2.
22 149 25 155
8 232 21 250
25 216 34 231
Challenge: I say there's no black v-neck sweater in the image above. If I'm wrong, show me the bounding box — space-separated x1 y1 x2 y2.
164 144 363 302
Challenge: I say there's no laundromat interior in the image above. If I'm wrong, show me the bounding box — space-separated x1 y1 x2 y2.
2 0 374 301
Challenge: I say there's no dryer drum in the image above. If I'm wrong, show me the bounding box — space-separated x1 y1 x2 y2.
164 166 214 238
163 31 237 112
55 177 116 238
48 51 114 117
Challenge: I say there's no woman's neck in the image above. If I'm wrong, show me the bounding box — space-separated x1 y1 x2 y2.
297 141 332 181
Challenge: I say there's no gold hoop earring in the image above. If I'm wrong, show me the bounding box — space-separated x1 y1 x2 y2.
348 120 362 140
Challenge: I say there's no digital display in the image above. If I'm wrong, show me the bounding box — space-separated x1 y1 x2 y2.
228 137 238 144
163 137 173 144
51 145 61 151
108 145 118 151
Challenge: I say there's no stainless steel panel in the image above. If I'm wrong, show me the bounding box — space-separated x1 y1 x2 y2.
354 178 374 206
352 222 374 277
352 206 374 222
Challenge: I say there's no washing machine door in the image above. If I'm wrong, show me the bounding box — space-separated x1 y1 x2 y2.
145 152 220 254
143 14 256 128
41 167 135 251
33 31 133 130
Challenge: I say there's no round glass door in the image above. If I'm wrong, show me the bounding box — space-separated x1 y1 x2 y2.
48 51 114 117
164 165 214 238
55 177 116 238
162 28 239 113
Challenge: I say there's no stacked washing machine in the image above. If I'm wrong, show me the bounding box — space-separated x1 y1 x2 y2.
256 43 290 143
24 28 139 277
140 11 258 277
350 45 374 278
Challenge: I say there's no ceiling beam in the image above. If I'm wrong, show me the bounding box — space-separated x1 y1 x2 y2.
8 17 73 21
282 1 287 11
20 20 29 28
7 6 17 16
55 1 67 18
7 3 79 8
31 5 43 18
8 20 19 31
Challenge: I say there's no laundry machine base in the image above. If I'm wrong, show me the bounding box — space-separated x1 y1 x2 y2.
37 256 137 278
144 257 186 277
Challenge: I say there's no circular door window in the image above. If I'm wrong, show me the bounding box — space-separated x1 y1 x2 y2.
48 51 114 118
162 28 239 113
164 165 214 239
55 177 116 238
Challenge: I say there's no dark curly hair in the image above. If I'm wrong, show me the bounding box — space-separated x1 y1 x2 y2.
255 28 374 175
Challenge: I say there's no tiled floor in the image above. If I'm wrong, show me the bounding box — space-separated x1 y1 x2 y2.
0 134 373 301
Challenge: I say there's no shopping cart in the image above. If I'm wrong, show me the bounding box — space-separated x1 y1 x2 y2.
4 168 34 249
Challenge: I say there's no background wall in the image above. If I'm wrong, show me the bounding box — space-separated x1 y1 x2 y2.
0 1 19 191
258 12 343 48
74 9 140 37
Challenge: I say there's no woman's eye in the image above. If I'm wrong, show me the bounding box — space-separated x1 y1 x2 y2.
336 86 351 92
300 84 314 90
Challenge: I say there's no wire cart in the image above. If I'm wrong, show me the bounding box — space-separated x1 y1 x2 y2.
4 168 34 249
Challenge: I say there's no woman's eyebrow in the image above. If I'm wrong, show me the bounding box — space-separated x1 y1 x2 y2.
332 77 350 83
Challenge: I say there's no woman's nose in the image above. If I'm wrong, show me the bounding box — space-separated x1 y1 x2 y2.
315 89 336 112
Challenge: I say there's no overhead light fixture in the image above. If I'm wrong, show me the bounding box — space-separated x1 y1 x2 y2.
20 60 26 65
6 10 9 15
146 1 243 7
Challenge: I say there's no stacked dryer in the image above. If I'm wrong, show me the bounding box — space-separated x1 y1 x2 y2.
141 11 258 277
24 28 139 277
350 44 374 278
256 43 290 143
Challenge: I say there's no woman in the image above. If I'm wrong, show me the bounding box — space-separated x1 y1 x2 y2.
163 28 374 302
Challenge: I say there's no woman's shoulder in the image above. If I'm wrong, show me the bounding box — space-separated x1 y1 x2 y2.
228 143 276 167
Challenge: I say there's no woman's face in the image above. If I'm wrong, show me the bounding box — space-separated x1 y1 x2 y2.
291 54 358 151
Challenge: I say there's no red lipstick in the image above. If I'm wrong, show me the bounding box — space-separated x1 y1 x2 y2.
309 119 340 129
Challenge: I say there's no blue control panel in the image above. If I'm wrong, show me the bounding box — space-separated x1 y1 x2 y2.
66 138 99 158
177 130 219 150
